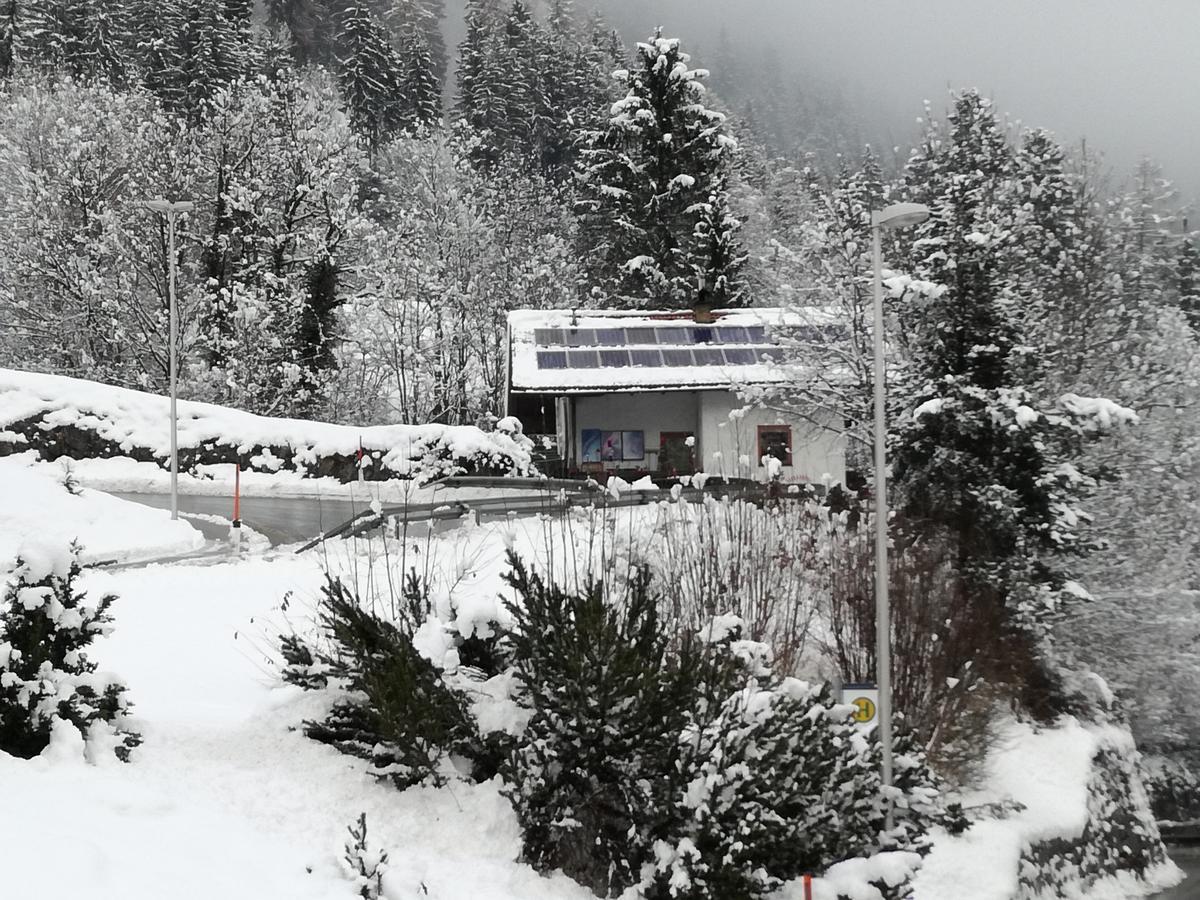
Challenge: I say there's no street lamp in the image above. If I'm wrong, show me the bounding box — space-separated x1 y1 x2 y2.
137 198 195 521
870 201 931 826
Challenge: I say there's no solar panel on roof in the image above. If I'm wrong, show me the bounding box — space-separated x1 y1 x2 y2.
755 346 785 362
690 326 715 343
745 326 767 342
630 349 661 367
723 348 756 365
625 327 659 344
537 350 567 369
600 349 631 367
693 348 725 365
595 329 624 346
715 326 748 344
534 328 564 346
661 349 693 367
566 329 596 346
567 349 600 368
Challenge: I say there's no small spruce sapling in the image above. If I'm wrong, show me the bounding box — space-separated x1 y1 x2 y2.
342 812 388 900
0 541 140 761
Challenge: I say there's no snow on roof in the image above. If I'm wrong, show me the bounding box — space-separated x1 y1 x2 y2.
508 307 835 394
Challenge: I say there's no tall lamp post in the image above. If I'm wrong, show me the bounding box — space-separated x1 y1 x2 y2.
870 202 931 825
138 198 195 521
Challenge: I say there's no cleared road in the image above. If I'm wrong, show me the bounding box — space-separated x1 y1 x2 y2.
112 492 374 546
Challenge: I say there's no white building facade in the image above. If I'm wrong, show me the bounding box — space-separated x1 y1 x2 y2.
505 308 847 485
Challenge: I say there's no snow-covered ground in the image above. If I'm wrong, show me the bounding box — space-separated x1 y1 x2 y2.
0 470 1184 900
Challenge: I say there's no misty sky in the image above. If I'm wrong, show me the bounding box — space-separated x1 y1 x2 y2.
596 0 1200 209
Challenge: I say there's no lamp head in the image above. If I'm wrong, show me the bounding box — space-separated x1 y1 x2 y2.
137 198 195 213
871 202 932 230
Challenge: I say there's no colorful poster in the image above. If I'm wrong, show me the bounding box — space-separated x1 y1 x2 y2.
581 429 603 463
621 430 645 461
601 431 622 461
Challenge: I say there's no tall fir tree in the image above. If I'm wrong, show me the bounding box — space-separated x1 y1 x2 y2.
1179 219 1200 331
890 91 1131 636
336 0 407 153
397 26 440 129
0 0 14 79
455 0 508 165
575 32 742 309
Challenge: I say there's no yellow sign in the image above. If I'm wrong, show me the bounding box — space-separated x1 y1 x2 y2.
851 697 876 723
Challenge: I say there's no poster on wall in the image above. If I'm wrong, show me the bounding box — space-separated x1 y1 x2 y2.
581 429 603 463
601 431 623 461
621 430 645 461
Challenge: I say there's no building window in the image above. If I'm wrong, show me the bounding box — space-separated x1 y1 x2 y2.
757 425 792 466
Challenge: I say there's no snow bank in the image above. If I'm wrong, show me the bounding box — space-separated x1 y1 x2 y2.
911 718 1182 900
0 367 533 484
0 455 204 567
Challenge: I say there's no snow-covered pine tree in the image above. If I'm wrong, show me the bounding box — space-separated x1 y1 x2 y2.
1179 219 1200 331
690 184 747 310
130 0 185 103
455 0 519 167
891 91 1133 648
336 0 407 154
531 0 611 179
396 26 439 129
0 0 14 79
20 0 134 84
575 31 741 309
0 542 140 761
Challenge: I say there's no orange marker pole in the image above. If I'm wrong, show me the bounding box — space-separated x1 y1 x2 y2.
803 874 813 900
233 463 241 528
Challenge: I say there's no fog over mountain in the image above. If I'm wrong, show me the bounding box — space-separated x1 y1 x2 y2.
583 0 1200 208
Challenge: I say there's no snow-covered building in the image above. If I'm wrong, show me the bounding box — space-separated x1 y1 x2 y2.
505 308 846 484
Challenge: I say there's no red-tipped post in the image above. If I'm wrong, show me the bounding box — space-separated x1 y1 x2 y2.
232 463 242 541
803 874 813 900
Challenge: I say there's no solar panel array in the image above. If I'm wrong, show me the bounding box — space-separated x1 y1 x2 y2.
531 323 841 371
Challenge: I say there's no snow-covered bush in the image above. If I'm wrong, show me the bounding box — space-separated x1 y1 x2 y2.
499 550 954 900
282 574 485 788
342 812 389 900
0 541 140 761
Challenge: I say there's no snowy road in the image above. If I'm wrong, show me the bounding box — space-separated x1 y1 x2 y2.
113 492 372 546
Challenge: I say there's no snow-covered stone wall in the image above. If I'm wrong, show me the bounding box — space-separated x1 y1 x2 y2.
0 369 534 483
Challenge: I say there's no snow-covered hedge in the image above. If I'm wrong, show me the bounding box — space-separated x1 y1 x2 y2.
0 368 534 483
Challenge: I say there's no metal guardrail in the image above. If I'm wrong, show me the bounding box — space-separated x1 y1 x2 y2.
295 475 778 554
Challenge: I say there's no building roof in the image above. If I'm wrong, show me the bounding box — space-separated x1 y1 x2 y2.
508 307 838 394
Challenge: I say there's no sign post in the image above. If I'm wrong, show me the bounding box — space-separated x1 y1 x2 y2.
839 682 880 731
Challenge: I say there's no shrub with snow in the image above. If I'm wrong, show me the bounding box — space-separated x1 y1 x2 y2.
499 550 955 900
282 573 488 788
0 541 140 761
